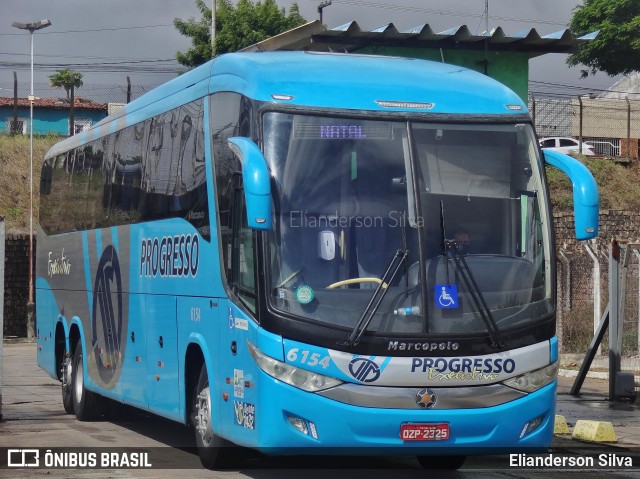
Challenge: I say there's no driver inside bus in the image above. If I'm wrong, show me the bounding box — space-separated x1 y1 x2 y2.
453 227 472 255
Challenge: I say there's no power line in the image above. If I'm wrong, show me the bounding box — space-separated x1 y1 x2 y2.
0 51 177 63
529 80 637 96
0 24 174 37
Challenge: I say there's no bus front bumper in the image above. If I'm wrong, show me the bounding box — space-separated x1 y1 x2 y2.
248 374 556 455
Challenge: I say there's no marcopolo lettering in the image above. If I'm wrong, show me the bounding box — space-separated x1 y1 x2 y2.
140 234 199 278
410 357 516 375
388 340 459 352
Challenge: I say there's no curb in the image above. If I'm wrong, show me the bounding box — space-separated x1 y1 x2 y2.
558 368 640 383
554 415 618 443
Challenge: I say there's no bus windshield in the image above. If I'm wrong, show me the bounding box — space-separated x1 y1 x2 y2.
263 112 552 338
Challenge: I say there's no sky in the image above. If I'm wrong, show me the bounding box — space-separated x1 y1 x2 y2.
0 0 624 102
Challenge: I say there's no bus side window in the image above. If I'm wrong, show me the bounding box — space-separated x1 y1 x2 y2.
231 176 257 312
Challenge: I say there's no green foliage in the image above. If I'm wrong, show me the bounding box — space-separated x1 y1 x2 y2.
174 0 306 68
567 0 640 77
49 68 84 99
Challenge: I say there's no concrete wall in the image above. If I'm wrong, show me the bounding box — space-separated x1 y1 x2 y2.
570 97 640 139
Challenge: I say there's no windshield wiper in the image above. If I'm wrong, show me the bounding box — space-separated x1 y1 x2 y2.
341 249 408 347
444 240 504 349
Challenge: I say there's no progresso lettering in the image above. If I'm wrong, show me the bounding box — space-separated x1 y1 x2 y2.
140 234 199 278
411 357 516 375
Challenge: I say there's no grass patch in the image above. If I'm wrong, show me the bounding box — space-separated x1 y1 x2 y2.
547 155 640 213
0 135 60 233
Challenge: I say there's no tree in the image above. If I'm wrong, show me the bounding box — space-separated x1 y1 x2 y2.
49 68 83 99
567 0 640 77
174 0 306 68
49 68 84 135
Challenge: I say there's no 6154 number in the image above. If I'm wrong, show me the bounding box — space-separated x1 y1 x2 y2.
287 348 331 369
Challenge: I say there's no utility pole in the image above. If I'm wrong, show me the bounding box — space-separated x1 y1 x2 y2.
12 72 18 135
11 19 52 339
211 0 216 55
318 0 332 25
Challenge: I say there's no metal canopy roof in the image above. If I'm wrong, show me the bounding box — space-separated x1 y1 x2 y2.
241 20 598 58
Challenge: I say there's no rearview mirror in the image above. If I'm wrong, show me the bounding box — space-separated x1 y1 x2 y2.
228 137 272 230
543 149 599 240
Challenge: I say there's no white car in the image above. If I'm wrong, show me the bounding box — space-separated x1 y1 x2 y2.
538 137 596 156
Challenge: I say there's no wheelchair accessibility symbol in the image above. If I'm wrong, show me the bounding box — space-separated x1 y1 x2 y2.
435 284 458 309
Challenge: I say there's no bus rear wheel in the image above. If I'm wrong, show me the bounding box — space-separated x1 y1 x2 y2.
416 455 466 470
71 338 103 421
61 348 74 414
192 364 235 469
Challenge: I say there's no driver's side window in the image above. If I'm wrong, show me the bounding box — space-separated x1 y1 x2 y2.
232 182 256 311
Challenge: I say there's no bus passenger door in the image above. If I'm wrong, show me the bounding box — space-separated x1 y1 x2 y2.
146 295 180 420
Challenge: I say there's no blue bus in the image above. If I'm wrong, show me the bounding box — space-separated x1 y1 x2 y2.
36 51 598 469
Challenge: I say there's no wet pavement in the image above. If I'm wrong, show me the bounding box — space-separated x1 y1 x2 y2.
556 372 640 446
1 342 640 478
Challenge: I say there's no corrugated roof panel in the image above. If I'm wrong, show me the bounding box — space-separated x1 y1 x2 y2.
245 21 597 58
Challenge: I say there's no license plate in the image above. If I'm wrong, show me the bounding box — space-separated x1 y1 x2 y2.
400 423 450 441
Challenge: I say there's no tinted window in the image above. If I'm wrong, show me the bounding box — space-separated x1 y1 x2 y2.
210 92 258 308
40 98 209 238
559 138 577 147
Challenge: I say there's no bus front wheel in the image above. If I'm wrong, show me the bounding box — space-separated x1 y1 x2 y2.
71 338 103 421
193 364 235 469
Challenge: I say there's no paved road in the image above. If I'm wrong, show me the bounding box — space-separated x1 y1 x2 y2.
1 342 639 478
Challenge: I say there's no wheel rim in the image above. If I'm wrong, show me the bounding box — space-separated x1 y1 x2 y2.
74 354 84 405
62 356 72 392
195 384 213 446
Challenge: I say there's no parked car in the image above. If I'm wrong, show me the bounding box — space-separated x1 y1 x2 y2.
538 136 596 156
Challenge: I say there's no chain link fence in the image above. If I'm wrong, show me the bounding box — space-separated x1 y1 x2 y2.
0 80 159 105
530 95 640 160
555 212 640 360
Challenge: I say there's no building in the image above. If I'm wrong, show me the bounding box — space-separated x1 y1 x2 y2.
241 20 597 102
0 97 108 136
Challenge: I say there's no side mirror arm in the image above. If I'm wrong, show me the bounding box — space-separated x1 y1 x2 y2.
543 149 599 240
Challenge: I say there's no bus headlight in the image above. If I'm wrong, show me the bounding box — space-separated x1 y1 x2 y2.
503 361 558 393
248 341 343 392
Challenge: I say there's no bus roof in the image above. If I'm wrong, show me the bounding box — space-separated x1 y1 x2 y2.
45 51 527 159
210 51 526 115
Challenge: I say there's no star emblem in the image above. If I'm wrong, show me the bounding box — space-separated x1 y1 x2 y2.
415 388 437 409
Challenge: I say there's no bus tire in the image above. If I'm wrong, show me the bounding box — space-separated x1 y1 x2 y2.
416 455 466 470
71 338 102 421
192 364 235 469
61 347 74 414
